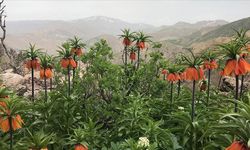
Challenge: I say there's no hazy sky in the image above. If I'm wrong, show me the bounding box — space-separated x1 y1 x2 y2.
5 0 250 26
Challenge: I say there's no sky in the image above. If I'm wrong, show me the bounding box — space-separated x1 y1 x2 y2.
5 0 250 26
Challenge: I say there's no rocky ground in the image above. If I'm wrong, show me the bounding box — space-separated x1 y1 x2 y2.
0 68 45 98
220 76 250 92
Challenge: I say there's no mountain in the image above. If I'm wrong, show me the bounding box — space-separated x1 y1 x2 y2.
195 17 250 42
185 17 250 51
151 20 228 41
5 16 156 51
7 15 250 60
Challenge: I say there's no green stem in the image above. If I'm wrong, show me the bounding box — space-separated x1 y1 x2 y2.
235 75 239 112
9 117 13 150
207 69 211 106
124 46 128 92
31 67 34 102
191 80 196 122
44 76 47 103
218 75 222 89
170 81 173 106
137 47 140 69
72 55 76 88
177 80 181 97
240 75 244 99
50 78 52 91
124 46 128 71
68 66 71 96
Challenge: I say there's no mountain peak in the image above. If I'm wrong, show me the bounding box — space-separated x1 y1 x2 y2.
83 16 121 23
174 21 191 26
195 20 228 27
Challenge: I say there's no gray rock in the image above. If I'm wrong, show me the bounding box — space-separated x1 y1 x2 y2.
220 76 249 92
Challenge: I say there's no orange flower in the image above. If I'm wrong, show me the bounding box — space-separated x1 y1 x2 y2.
137 42 146 49
175 74 181 80
130 52 136 60
167 73 180 82
75 48 83 56
226 141 249 150
60 58 77 69
25 59 40 70
203 60 218 70
167 73 176 82
0 114 24 133
219 70 225 76
40 68 53 79
0 100 24 133
72 48 83 56
69 58 77 68
161 69 167 75
123 38 132 46
75 144 88 150
0 101 6 108
180 72 187 81
223 58 250 76
60 58 70 68
185 67 204 81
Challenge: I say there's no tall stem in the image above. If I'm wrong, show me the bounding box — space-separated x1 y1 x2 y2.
218 75 222 89
44 76 47 103
9 117 13 150
31 67 34 102
137 47 140 69
207 69 211 106
72 55 76 88
124 46 128 92
50 78 52 91
124 46 128 71
68 66 71 96
191 80 196 122
240 75 244 99
170 81 173 106
235 75 239 112
177 80 181 97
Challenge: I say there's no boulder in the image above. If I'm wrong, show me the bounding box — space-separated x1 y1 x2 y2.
1 70 44 96
220 76 249 92
1 71 28 95
1 72 25 88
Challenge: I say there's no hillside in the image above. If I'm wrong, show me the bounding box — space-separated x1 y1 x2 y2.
162 17 250 53
151 20 227 41
188 17 250 45
5 16 250 59
5 17 228 54
5 16 156 51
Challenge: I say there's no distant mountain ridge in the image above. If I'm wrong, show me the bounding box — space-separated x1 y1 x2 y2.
4 16 239 55
170 17 250 48
5 16 158 51
151 20 228 41
6 16 156 39
196 17 250 42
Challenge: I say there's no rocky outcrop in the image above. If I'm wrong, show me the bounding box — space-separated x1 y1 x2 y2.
0 43 24 75
0 69 44 97
220 76 250 92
